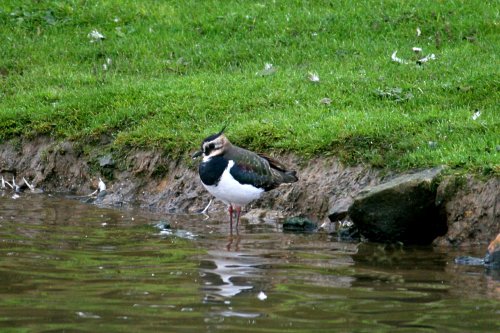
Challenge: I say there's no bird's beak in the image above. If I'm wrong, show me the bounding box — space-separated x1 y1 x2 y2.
192 150 202 159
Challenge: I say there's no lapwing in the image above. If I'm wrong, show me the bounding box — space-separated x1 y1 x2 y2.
192 127 298 228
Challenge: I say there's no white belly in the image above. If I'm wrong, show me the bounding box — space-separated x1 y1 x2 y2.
203 160 264 206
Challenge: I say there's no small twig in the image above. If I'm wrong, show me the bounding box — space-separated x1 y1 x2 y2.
23 177 35 191
1 176 13 189
201 199 213 220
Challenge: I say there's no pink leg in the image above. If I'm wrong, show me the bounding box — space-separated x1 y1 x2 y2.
228 205 234 229
235 206 242 227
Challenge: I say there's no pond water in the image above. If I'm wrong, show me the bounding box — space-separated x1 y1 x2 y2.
0 193 498 332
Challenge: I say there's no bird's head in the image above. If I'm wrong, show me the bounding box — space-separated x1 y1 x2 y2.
192 126 229 159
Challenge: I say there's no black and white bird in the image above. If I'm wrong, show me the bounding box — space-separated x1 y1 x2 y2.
192 128 298 228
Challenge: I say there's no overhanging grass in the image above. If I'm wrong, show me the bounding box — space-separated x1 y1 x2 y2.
0 0 498 173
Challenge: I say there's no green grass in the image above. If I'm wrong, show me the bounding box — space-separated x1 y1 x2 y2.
0 0 498 174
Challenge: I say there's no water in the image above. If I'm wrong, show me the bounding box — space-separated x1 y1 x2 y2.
0 194 498 332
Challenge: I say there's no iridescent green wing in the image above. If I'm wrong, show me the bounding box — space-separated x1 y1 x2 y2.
226 147 277 191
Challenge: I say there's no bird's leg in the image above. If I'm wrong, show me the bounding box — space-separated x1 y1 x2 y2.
235 206 242 228
228 205 234 229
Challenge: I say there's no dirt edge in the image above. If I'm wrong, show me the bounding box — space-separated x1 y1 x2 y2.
1 137 498 246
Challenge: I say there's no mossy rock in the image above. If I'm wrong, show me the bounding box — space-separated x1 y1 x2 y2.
349 167 447 244
283 217 317 233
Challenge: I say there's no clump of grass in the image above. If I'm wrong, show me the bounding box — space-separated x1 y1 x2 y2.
0 0 498 174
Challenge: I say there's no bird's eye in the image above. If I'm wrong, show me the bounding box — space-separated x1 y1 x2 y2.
204 142 216 154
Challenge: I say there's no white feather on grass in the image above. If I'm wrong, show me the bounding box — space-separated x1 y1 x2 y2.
391 51 409 64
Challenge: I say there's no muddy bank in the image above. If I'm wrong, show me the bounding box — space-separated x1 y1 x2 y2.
1 137 498 246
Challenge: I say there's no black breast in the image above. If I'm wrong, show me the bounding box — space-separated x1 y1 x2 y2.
199 156 228 186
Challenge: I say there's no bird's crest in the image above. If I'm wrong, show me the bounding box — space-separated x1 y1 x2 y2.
218 125 227 136
202 125 228 143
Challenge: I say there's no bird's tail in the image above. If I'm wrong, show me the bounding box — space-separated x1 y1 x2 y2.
259 153 298 183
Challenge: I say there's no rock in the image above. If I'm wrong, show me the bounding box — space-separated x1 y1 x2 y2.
318 219 360 241
283 216 317 233
99 154 115 167
242 208 284 223
154 221 171 231
95 189 107 202
328 197 352 222
348 167 447 244
453 234 500 271
336 220 360 242
485 233 500 269
318 221 336 234
454 256 484 266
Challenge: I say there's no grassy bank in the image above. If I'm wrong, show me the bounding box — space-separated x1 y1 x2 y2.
0 0 498 173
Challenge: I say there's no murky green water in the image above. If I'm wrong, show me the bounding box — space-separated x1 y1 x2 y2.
0 194 498 332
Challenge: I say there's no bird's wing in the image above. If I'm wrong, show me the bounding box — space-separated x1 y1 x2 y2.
257 153 289 173
226 147 278 191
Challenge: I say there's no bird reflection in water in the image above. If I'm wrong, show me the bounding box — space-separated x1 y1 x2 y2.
226 229 241 251
200 231 263 302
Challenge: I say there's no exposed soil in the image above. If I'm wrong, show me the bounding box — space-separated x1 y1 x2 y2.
1 137 498 246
